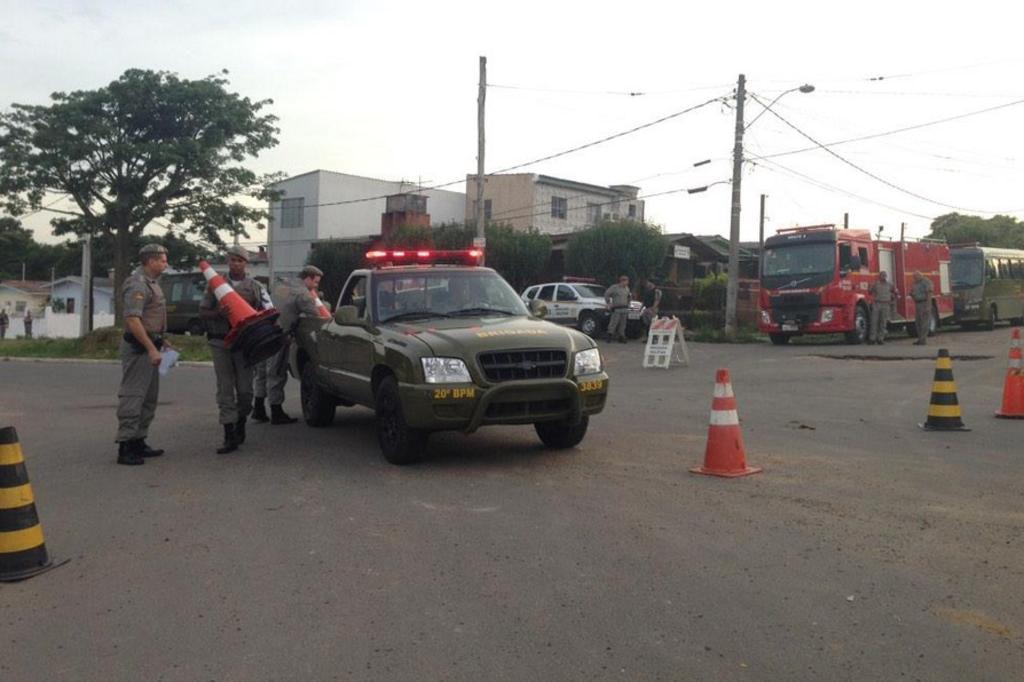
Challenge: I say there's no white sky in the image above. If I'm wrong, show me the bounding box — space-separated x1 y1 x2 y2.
4 0 1023 247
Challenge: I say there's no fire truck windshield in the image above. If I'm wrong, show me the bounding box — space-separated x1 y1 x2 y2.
762 243 835 289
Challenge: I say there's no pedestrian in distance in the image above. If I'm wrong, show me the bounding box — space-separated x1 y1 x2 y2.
23 309 33 339
266 265 324 424
910 271 935 345
604 274 632 343
868 271 897 345
199 245 269 453
115 243 171 466
640 279 663 329
0 308 8 339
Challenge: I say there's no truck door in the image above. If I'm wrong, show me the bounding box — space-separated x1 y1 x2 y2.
878 249 894 281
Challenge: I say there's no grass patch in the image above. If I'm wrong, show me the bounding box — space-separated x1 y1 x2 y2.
0 327 213 362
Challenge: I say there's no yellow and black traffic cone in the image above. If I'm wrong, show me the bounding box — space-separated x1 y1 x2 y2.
919 349 970 432
0 426 56 581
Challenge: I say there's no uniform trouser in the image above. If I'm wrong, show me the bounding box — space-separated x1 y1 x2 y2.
24 324 32 339
116 340 160 442
870 303 891 342
0 325 6 339
915 303 931 343
253 357 269 399
608 309 628 339
266 345 289 406
210 340 254 424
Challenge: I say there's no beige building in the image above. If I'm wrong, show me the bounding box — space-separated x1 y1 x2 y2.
0 280 49 318
466 174 644 235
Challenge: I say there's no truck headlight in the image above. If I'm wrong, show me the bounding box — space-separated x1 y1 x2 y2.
820 308 834 323
421 357 472 384
574 348 602 376
760 310 771 324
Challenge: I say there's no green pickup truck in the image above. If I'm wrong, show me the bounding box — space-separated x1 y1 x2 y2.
290 255 609 465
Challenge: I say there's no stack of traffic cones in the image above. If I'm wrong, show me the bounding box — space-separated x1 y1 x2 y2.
690 369 762 478
0 427 57 581
199 261 285 366
310 290 332 320
920 349 970 431
995 328 1024 419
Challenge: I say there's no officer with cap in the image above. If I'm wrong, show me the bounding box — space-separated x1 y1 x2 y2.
266 264 324 424
116 242 170 465
199 245 269 453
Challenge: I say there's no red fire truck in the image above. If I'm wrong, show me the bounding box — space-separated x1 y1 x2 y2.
758 225 954 344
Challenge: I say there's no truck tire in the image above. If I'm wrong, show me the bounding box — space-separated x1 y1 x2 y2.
845 305 868 345
769 333 791 345
984 305 997 331
375 375 428 465
578 312 600 337
300 361 336 427
187 318 205 336
535 416 589 449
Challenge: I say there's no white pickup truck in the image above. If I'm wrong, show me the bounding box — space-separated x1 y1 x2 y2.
521 281 645 338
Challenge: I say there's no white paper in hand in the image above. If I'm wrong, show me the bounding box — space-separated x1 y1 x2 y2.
159 349 180 376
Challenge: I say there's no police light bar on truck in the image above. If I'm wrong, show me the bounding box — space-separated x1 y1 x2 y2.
365 248 484 267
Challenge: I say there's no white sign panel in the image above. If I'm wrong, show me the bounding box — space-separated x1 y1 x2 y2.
673 245 691 260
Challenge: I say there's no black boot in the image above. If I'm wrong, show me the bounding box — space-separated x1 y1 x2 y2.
251 398 269 423
235 417 247 445
270 404 297 425
139 439 164 457
216 423 238 454
117 440 145 466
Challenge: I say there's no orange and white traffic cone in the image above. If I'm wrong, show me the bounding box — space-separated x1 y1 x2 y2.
199 260 285 366
690 369 762 478
996 327 1024 419
310 290 331 320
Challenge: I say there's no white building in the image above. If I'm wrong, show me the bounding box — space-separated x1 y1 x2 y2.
267 170 466 281
466 174 645 236
46 276 115 316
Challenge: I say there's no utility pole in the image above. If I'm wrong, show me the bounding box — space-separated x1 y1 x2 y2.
724 73 746 337
79 233 93 337
843 212 849 230
757 194 767 278
475 56 487 262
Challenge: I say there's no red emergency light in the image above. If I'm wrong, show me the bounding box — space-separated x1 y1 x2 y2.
365 248 484 267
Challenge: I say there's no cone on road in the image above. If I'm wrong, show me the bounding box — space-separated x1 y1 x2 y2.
995 327 1024 419
690 369 762 478
0 426 55 581
310 290 332 320
919 348 970 431
199 260 285 367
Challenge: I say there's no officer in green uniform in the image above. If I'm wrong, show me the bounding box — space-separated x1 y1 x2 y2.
604 275 632 343
199 245 269 453
868 271 897 344
911 271 935 345
250 283 276 424
116 243 170 465
266 265 323 424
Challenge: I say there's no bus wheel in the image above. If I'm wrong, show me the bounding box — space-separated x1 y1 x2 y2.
984 305 997 331
769 333 791 345
845 305 868 345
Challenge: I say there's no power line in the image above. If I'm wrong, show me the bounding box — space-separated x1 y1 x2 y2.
488 81 733 97
747 92 1022 215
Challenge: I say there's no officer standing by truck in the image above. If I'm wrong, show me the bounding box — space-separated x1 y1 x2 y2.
199 245 267 453
250 282 276 424
868 271 897 344
115 243 170 466
265 265 324 424
911 271 934 345
604 275 632 343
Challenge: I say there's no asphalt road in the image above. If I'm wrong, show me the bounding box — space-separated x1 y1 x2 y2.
1 327 1022 681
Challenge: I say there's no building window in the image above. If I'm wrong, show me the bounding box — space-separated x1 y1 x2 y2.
587 203 601 225
280 197 304 229
484 199 492 222
628 204 637 219
66 298 76 314
551 196 568 220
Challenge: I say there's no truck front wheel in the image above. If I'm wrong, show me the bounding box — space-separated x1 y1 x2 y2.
535 416 589 449
845 305 868 345
301 362 336 427
375 375 428 465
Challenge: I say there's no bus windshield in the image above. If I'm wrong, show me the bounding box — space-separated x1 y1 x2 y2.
950 251 984 289
762 242 835 289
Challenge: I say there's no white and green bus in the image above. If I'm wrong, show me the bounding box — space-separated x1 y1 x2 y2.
950 246 1024 329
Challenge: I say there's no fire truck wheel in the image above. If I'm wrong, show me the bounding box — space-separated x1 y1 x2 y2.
845 304 869 345
769 333 791 345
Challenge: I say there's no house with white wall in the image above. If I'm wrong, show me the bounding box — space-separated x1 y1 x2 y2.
267 170 466 281
45 276 115 315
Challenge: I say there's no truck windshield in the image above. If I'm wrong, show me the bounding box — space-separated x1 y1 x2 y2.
950 251 984 289
373 271 529 322
573 284 605 299
762 243 835 289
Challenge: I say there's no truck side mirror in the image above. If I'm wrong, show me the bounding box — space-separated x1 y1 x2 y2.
530 299 548 318
333 305 362 325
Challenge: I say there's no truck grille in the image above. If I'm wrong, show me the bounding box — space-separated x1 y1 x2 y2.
478 349 567 383
768 293 821 324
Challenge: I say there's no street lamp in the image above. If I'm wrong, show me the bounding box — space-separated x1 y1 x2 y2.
724 76 814 337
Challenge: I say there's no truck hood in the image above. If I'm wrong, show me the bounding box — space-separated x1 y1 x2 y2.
390 315 593 356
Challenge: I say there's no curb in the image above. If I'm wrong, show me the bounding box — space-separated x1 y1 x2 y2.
1 356 213 367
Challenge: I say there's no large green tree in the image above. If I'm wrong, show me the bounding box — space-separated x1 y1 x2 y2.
0 69 280 320
431 221 550 292
565 219 668 287
928 213 1024 249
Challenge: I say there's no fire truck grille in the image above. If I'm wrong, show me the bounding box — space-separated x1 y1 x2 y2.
478 349 567 383
769 293 821 324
